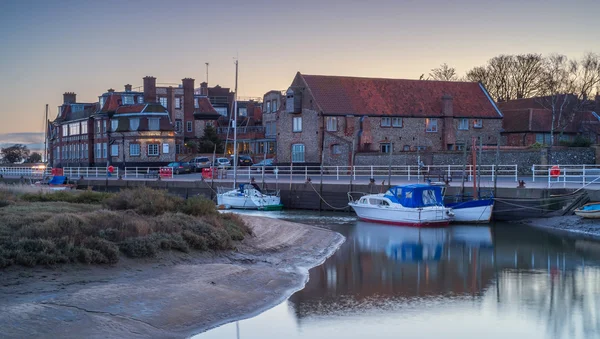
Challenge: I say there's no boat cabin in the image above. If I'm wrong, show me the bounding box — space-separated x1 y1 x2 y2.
383 185 444 208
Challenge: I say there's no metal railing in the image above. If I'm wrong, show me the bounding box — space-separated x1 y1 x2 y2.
124 167 173 179
531 164 600 187
63 167 119 178
0 167 52 177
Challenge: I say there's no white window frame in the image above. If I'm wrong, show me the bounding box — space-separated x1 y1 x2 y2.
272 100 278 112
62 126 68 137
186 121 192 132
458 118 469 130
474 119 483 128
425 118 438 132
239 107 247 117
266 101 271 113
102 143 107 158
162 143 170 154
148 144 159 156
129 143 140 156
381 117 391 127
332 144 342 155
122 95 134 105
392 117 402 128
81 122 88 135
175 97 181 109
291 143 305 163
175 120 182 133
96 143 101 159
111 144 119 157
137 96 144 104
194 98 199 108
326 117 338 132
293 116 302 132
159 97 168 108
148 118 160 131
380 142 391 153
129 118 140 131
111 119 119 132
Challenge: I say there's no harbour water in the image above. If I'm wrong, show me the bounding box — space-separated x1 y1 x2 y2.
196 211 600 339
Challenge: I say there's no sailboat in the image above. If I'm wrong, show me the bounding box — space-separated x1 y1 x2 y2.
443 136 494 223
216 60 282 210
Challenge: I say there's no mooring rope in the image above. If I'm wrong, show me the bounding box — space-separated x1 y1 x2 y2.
308 182 349 210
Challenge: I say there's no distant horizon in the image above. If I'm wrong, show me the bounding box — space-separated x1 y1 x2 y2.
1 0 599 134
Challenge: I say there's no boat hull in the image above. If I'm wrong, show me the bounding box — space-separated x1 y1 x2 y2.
575 203 600 219
446 199 494 223
349 203 451 227
217 192 281 210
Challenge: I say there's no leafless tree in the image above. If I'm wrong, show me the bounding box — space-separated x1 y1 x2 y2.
513 54 545 99
429 63 458 81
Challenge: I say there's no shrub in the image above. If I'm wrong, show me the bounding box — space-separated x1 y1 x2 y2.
179 196 217 216
572 135 592 147
83 237 119 264
104 187 183 216
119 237 159 258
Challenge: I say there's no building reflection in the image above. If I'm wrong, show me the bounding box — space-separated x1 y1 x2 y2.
289 221 600 337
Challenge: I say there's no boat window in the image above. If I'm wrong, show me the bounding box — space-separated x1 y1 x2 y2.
422 189 437 205
405 191 412 199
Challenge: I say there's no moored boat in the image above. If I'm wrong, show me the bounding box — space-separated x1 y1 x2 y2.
348 184 454 227
217 183 282 210
446 198 494 223
574 202 600 219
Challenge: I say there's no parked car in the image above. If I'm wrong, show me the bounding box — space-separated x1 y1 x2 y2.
231 155 254 166
214 157 231 168
251 158 275 173
189 157 212 171
166 162 193 175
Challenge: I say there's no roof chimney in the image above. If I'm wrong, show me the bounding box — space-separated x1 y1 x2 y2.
143 76 156 103
200 81 208 96
125 84 132 92
182 78 195 134
442 94 453 117
107 88 115 93
63 92 76 104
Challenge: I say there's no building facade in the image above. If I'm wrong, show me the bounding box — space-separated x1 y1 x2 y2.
276 72 504 166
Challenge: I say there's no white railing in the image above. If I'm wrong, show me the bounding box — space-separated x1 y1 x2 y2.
63 167 119 178
0 167 52 177
533 164 600 187
124 167 173 179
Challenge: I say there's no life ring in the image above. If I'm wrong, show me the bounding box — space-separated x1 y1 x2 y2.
550 165 560 178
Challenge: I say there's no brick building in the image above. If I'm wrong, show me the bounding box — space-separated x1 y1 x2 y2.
499 95 600 146
276 72 504 166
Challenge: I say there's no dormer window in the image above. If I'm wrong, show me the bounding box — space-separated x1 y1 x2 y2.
137 96 144 104
266 101 271 113
148 118 160 131
99 97 105 109
194 98 199 108
159 97 168 108
129 118 140 131
286 89 294 113
122 95 134 105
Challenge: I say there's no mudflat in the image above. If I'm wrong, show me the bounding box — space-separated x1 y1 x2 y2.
0 215 345 338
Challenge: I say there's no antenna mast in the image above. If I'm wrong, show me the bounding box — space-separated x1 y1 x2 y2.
44 104 48 164
233 59 238 188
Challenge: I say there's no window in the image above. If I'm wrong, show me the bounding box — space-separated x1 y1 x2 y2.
175 144 181 154
111 144 119 157
380 143 391 153
102 143 107 158
148 118 160 131
159 97 168 107
137 96 144 104
473 119 483 128
175 120 182 133
291 144 305 162
81 122 88 135
62 126 68 137
162 143 169 154
96 121 101 134
99 97 105 109
194 98 199 108
122 95 134 105
96 143 101 159
186 121 192 132
266 101 271 113
425 118 438 132
326 117 338 132
84 144 88 159
130 143 140 156
416 145 427 151
111 119 119 132
392 117 402 127
331 144 342 155
103 120 107 133
239 107 247 117
71 104 84 112
69 123 79 135
456 143 465 151
403 145 411 151
175 97 181 109
293 117 302 132
458 118 469 130
148 144 159 156
215 107 228 116
381 117 391 127
129 118 140 131
272 100 278 112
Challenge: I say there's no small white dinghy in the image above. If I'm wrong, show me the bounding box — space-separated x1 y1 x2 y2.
574 203 600 219
217 183 282 210
348 184 454 227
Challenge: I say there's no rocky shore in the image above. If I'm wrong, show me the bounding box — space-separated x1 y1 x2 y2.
0 215 345 338
523 215 600 239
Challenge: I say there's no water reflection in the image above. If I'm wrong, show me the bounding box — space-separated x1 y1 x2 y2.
197 213 600 339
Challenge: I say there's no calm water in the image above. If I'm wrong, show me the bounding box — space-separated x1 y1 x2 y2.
195 211 600 339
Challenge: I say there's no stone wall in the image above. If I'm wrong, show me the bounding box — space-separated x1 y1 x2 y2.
354 147 596 174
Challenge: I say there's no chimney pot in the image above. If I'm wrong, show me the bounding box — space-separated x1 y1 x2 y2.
125 84 132 92
63 92 77 104
108 88 115 93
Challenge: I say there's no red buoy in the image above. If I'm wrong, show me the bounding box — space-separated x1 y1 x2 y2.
550 165 560 178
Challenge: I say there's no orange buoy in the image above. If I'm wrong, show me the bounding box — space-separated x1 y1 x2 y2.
550 165 560 178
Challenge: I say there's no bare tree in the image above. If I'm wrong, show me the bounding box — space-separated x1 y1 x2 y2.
572 52 600 100
429 63 458 81
513 53 545 99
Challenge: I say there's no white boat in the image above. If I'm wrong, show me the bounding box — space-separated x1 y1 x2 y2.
348 184 454 227
445 198 494 223
217 183 282 210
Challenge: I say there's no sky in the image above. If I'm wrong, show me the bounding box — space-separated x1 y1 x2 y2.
0 0 599 146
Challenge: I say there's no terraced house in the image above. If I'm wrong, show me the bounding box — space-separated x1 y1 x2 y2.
277 72 504 166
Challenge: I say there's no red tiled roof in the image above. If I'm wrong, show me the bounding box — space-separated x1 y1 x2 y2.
502 108 600 133
100 94 121 112
115 104 146 114
298 73 502 118
196 97 218 114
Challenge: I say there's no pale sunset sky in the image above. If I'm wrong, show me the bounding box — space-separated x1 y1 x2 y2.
0 0 598 144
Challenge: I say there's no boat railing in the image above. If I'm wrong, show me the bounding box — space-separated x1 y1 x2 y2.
347 191 369 203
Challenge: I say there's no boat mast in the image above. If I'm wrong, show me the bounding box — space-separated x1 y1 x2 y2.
472 136 478 200
233 59 238 188
44 104 48 164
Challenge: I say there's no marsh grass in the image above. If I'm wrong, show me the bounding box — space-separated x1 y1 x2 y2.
0 186 249 268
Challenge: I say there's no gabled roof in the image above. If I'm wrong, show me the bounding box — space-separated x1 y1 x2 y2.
502 108 600 133
296 73 502 118
54 103 97 123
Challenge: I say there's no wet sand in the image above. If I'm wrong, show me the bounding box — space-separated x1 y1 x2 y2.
0 215 345 338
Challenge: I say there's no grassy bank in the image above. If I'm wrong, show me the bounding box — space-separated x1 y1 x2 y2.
0 186 250 268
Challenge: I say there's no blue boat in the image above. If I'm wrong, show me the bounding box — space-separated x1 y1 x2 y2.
446 198 494 223
574 203 600 219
